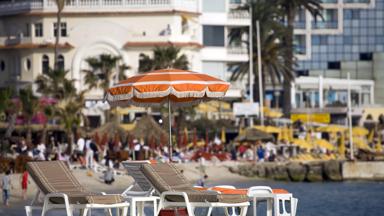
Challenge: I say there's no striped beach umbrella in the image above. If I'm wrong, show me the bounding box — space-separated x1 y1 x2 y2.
107 68 230 159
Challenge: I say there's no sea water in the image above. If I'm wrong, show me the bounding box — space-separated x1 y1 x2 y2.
216 180 384 216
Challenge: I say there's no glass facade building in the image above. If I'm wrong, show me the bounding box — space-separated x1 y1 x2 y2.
296 0 384 72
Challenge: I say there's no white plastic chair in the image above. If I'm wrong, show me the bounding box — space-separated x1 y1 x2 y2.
248 186 297 216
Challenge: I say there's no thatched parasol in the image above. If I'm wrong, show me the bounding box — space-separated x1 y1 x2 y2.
131 115 168 144
93 121 127 140
235 128 273 142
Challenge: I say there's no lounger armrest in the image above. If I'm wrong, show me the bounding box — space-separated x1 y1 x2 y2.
122 190 152 198
44 193 70 206
160 191 190 204
121 185 135 195
101 192 122 196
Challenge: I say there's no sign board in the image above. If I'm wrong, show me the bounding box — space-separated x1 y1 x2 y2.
233 102 260 116
291 113 331 124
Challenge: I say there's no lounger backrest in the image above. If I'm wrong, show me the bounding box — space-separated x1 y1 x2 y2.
122 161 153 192
27 161 85 194
141 163 191 193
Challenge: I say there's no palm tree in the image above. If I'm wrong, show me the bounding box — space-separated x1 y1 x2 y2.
55 94 86 154
0 88 15 155
82 54 128 95
19 86 40 146
82 54 129 122
35 68 77 100
277 0 322 114
138 46 189 72
228 0 292 103
54 0 66 69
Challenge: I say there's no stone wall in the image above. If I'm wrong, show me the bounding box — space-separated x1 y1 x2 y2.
342 162 384 180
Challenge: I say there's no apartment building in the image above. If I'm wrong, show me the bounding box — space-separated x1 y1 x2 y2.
291 0 384 110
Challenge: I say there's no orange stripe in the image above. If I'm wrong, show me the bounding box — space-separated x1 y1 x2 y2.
118 74 222 84
109 84 228 95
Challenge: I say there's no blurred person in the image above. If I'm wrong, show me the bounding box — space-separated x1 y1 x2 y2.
196 174 208 187
84 136 94 169
257 145 265 162
15 138 29 156
238 143 247 158
1 170 13 206
244 147 254 161
76 135 85 158
36 141 46 161
104 167 115 185
133 139 141 160
20 167 29 200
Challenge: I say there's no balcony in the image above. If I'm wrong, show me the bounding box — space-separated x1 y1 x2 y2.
202 46 249 62
227 46 248 55
1 35 33 46
0 0 199 16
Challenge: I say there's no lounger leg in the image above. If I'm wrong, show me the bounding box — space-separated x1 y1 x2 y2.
138 202 144 216
206 207 213 216
25 206 33 216
224 207 230 216
239 206 248 216
267 199 272 216
187 206 195 216
81 208 89 216
104 208 113 216
274 197 280 216
41 202 50 216
253 197 257 216
121 206 128 216
157 198 163 216
291 197 299 216
130 200 136 216
152 199 157 216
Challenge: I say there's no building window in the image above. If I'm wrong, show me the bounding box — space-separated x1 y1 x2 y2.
312 36 328 45
296 70 309 76
34 23 43 37
203 26 225 47
203 0 226 12
25 58 31 71
42 55 49 74
328 61 341 69
54 22 67 37
25 23 30 37
360 52 373 61
0 60 5 72
58 55 65 70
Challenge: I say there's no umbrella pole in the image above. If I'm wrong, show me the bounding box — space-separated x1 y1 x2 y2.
168 98 173 161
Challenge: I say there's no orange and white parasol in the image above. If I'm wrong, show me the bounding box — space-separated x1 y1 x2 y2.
107 68 230 159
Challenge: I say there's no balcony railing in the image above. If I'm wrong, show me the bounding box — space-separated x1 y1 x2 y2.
228 10 250 19
227 46 248 55
0 0 198 15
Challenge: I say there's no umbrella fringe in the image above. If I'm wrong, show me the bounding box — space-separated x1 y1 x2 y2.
108 99 218 108
107 87 227 101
